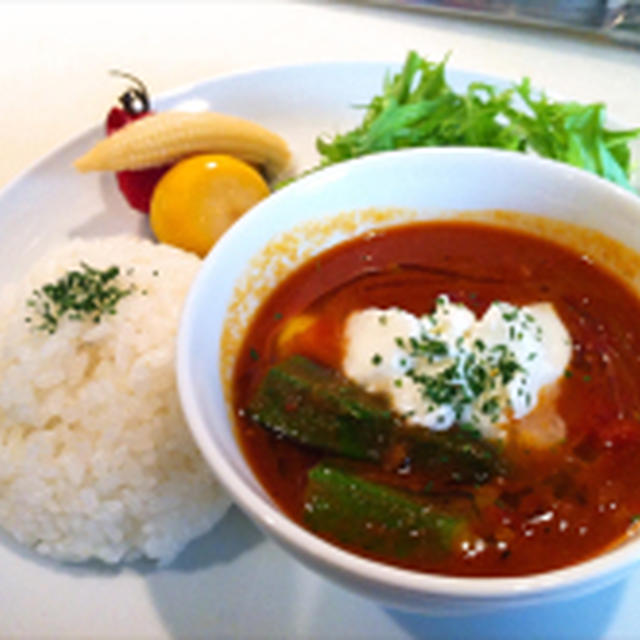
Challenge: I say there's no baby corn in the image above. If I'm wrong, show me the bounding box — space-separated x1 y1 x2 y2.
74 111 291 179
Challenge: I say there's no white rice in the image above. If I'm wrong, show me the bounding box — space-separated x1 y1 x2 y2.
0 236 230 564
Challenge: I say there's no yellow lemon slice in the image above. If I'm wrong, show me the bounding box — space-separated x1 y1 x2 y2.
150 154 270 257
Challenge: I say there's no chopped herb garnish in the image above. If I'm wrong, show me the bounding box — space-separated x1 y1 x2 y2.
481 397 500 416
371 353 383 366
250 347 260 361
494 498 508 510
492 346 524 385
407 334 448 358
395 304 528 430
25 263 134 334
459 422 482 439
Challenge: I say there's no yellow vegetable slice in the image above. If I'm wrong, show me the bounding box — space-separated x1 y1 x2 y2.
276 314 317 355
150 154 270 257
74 111 291 179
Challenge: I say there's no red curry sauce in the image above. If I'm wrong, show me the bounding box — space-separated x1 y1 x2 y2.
232 221 640 577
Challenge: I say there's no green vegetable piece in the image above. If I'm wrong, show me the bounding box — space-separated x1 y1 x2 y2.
304 462 465 558
401 425 507 485
509 78 640 191
315 51 522 166
248 355 396 461
306 50 639 192
249 356 507 483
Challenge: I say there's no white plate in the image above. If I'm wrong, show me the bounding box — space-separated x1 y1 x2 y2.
2 62 640 639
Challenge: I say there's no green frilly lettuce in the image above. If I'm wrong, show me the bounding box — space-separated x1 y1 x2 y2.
308 51 639 192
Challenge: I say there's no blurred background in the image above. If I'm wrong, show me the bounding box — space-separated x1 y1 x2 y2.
360 0 640 45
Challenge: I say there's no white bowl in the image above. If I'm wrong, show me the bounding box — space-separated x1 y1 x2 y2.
177 148 640 614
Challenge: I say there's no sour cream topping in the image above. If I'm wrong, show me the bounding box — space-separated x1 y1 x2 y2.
342 295 572 439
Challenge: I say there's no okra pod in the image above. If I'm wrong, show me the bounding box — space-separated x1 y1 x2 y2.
248 355 396 461
249 356 506 483
304 462 466 558
399 426 507 485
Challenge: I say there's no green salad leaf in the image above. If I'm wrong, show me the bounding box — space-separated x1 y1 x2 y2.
311 51 639 191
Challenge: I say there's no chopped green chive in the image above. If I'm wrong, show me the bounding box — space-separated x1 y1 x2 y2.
25 263 134 335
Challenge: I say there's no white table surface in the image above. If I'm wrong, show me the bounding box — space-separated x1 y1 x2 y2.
1 2 640 639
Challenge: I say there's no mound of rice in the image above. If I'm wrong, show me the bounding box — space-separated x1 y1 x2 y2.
0 236 230 564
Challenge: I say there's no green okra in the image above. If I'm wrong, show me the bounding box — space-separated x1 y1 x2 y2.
248 355 396 461
304 462 466 557
400 425 507 485
249 356 506 483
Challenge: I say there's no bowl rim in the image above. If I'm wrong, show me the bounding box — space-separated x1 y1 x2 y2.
177 146 640 602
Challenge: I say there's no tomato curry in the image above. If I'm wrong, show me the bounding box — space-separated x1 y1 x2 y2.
232 221 640 577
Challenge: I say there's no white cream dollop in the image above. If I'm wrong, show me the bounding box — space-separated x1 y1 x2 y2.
342 295 572 440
